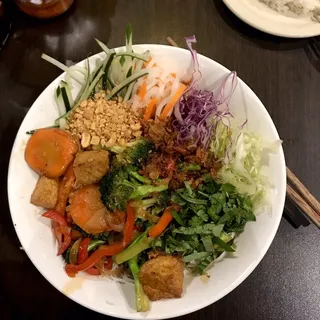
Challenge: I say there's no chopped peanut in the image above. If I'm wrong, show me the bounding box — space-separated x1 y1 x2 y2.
66 91 142 148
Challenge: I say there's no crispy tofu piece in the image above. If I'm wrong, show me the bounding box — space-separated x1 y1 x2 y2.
139 256 184 301
73 150 109 186
30 176 59 209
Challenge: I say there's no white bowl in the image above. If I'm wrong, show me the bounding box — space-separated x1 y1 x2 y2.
7 45 286 319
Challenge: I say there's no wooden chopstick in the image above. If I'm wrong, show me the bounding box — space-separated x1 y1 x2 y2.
166 37 179 48
166 36 320 229
286 184 320 228
286 167 320 214
286 167 320 228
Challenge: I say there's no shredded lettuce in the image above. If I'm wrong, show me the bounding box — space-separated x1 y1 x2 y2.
217 129 281 210
210 120 232 161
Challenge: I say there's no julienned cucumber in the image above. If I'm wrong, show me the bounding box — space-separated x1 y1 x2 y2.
123 57 146 102
55 68 105 126
55 81 73 117
95 38 110 54
102 50 116 90
115 52 148 62
106 70 148 101
60 87 71 112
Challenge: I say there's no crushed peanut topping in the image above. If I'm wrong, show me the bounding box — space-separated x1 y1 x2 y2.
66 92 142 148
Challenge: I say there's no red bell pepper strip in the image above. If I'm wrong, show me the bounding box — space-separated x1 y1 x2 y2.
65 243 124 277
42 210 71 255
122 203 135 247
77 238 91 264
104 257 113 270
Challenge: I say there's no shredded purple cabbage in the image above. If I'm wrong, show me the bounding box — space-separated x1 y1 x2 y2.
182 35 202 89
175 35 202 123
173 35 239 150
173 72 238 149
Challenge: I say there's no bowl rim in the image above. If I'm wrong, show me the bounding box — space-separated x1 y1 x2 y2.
7 44 286 319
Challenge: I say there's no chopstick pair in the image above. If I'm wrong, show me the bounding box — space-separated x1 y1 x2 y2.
166 36 320 229
286 168 320 228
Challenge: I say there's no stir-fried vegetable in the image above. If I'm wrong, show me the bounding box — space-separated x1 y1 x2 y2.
108 138 155 167
42 210 71 255
114 231 152 265
148 207 175 238
128 256 150 312
100 165 168 212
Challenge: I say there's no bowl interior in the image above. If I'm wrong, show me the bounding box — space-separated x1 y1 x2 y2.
7 45 286 320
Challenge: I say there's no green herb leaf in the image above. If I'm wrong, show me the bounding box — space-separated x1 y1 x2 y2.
173 223 224 237
212 237 235 252
171 209 184 226
183 251 208 263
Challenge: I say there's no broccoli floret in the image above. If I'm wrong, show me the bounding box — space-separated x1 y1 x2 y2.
100 165 168 212
109 138 155 167
131 190 170 215
155 190 170 208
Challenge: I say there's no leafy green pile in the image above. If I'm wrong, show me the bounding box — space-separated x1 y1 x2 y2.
152 175 256 274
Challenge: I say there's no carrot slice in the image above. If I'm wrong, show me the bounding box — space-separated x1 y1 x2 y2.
160 83 187 120
143 56 152 68
171 73 177 78
138 82 147 101
25 128 78 178
143 98 160 121
149 207 175 238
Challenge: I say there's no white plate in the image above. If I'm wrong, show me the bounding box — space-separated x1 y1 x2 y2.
223 0 320 38
8 45 286 319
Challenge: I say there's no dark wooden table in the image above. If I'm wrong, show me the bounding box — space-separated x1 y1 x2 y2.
1 1 319 319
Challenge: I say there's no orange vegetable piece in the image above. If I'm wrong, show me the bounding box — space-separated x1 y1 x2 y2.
138 82 147 101
143 56 152 68
143 98 160 121
25 128 78 178
160 83 187 120
149 207 175 238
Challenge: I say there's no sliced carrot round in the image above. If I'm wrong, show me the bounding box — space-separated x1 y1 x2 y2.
25 128 78 178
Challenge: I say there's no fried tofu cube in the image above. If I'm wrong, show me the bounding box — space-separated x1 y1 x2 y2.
73 150 109 186
139 256 184 301
30 176 59 209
